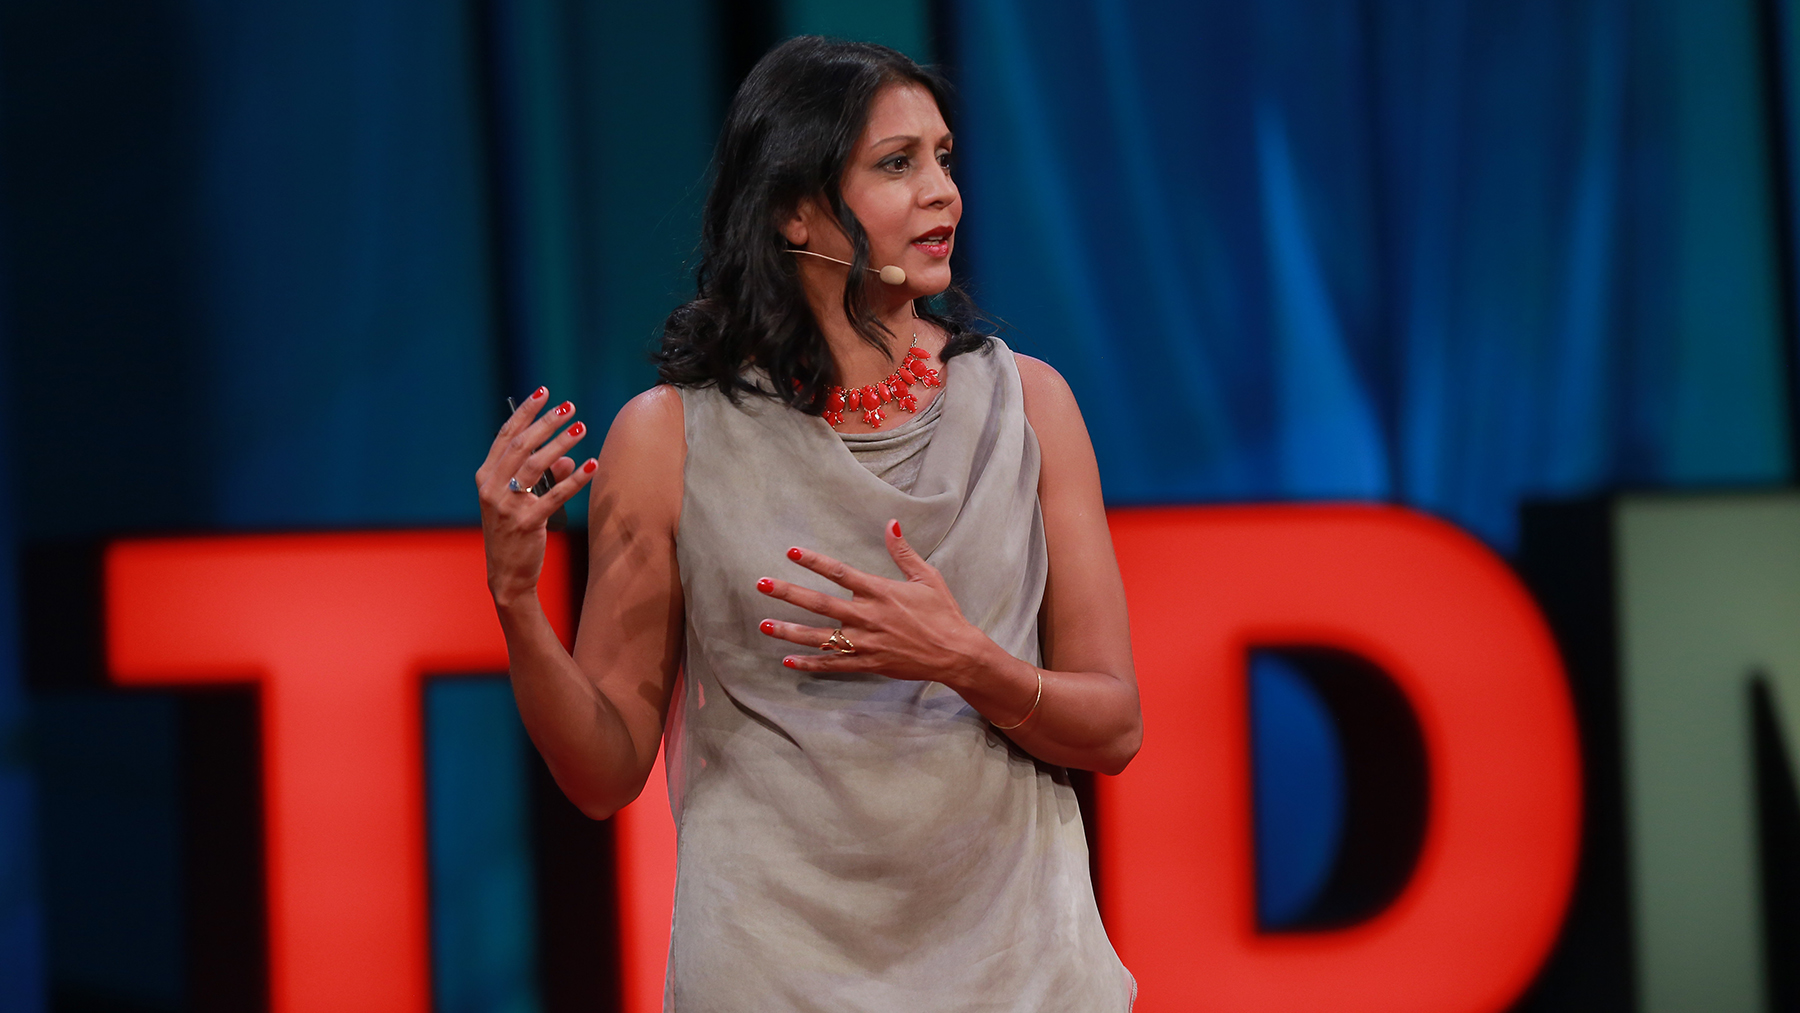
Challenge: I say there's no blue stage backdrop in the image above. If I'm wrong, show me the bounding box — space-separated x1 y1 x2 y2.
956 0 1791 550
0 0 1795 1009
0 93 43 1011
0 1 521 1009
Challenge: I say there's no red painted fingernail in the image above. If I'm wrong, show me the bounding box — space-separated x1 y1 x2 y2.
890 520 902 538
554 401 573 416
787 547 803 561
530 386 546 400
582 459 597 474
568 421 585 437
783 657 797 668
757 578 774 593
760 620 776 634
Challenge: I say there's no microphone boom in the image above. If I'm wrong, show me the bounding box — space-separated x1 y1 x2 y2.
789 248 907 286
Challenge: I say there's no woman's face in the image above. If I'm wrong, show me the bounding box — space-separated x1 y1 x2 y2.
790 82 961 298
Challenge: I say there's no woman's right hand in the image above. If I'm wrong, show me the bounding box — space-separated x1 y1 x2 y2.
477 387 597 608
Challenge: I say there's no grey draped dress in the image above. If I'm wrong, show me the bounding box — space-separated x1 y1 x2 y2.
668 338 1133 1011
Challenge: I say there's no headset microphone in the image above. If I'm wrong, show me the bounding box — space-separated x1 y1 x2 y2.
789 248 907 286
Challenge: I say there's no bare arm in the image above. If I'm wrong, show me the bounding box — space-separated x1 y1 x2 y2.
480 386 686 818
756 354 1142 774
980 352 1140 772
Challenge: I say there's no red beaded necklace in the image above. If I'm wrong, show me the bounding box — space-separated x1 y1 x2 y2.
823 337 943 429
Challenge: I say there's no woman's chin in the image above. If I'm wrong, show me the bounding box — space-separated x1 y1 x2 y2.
902 265 954 299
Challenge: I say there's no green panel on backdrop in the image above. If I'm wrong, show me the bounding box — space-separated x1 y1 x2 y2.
1617 494 1800 1013
490 0 717 525
576 1 717 426
1657 0 1792 483
779 0 931 62
487 0 586 407
1774 0 1800 461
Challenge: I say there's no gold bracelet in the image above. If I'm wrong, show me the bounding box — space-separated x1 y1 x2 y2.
991 670 1043 730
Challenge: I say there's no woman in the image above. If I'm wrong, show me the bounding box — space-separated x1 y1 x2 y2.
478 36 1141 1011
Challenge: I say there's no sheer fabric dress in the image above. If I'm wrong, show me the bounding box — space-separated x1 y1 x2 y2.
667 339 1133 1011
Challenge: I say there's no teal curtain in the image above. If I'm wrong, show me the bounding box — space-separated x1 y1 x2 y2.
0 0 739 1005
484 0 716 463
0 0 516 1007
955 0 1790 552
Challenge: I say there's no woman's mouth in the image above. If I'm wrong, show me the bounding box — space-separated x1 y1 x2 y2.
911 227 954 258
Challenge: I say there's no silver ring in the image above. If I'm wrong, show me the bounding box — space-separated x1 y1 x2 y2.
507 477 533 494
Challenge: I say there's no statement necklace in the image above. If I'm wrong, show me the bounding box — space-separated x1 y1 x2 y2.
823 335 942 428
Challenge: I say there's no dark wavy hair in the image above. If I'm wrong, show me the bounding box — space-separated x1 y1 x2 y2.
653 36 990 410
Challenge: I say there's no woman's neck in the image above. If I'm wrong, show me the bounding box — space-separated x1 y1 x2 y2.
804 285 926 389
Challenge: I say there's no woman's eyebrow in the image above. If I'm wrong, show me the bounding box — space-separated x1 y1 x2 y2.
869 131 955 150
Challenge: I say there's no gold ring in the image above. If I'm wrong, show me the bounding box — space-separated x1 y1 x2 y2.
820 629 856 655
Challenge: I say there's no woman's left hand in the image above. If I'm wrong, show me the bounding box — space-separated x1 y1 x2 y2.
756 519 993 683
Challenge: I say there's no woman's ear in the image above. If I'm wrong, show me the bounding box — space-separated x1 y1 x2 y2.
780 200 812 247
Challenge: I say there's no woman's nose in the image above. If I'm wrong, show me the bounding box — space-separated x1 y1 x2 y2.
919 166 957 208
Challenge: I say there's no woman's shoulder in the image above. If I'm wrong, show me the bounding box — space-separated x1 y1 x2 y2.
1009 351 1098 484
1011 351 1078 416
609 383 687 447
589 384 686 532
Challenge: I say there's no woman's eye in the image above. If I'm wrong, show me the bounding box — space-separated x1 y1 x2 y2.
882 155 910 172
937 151 954 173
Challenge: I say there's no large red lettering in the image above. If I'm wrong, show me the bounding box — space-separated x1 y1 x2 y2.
104 532 569 1013
614 749 676 1013
1103 505 1580 1011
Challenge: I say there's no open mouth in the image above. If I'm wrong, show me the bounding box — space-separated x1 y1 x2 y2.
911 227 954 258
